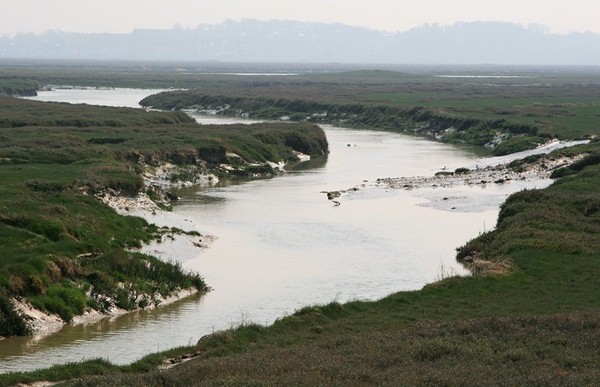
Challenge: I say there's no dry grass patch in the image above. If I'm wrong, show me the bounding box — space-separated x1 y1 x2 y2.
465 257 513 276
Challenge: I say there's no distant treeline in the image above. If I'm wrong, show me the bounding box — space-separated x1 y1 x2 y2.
2 20 600 65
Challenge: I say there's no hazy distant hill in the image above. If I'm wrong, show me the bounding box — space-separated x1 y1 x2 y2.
1 20 599 65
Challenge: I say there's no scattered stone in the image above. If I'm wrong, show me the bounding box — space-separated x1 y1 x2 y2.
327 191 341 200
372 152 586 193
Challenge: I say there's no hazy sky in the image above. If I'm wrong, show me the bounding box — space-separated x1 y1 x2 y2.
2 0 599 36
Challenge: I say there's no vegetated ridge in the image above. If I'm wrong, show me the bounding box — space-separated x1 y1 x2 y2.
140 68 600 156
0 79 39 97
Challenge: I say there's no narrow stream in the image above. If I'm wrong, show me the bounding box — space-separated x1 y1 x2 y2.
0 88 555 373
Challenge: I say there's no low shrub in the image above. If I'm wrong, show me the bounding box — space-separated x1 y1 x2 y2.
0 296 31 336
29 283 87 321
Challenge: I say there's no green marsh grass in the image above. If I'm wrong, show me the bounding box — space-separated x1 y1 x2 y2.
1 66 599 384
137 69 600 154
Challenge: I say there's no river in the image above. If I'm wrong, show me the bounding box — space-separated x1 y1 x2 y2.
0 88 553 372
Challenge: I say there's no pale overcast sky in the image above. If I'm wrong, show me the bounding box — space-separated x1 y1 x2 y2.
2 0 599 36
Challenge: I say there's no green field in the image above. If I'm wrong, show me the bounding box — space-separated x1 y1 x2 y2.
0 63 599 385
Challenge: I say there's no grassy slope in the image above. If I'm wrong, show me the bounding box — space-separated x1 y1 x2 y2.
0 96 328 336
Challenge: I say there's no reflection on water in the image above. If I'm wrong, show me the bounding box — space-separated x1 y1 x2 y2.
0 89 548 373
0 293 208 371
23 88 168 108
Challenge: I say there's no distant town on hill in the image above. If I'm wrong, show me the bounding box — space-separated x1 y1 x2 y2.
2 19 600 65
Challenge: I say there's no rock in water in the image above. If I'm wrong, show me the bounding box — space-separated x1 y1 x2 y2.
327 191 341 200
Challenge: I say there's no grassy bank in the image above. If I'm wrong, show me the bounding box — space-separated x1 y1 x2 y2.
2 144 599 385
135 69 600 155
0 95 328 336
3 63 599 154
0 79 39 97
